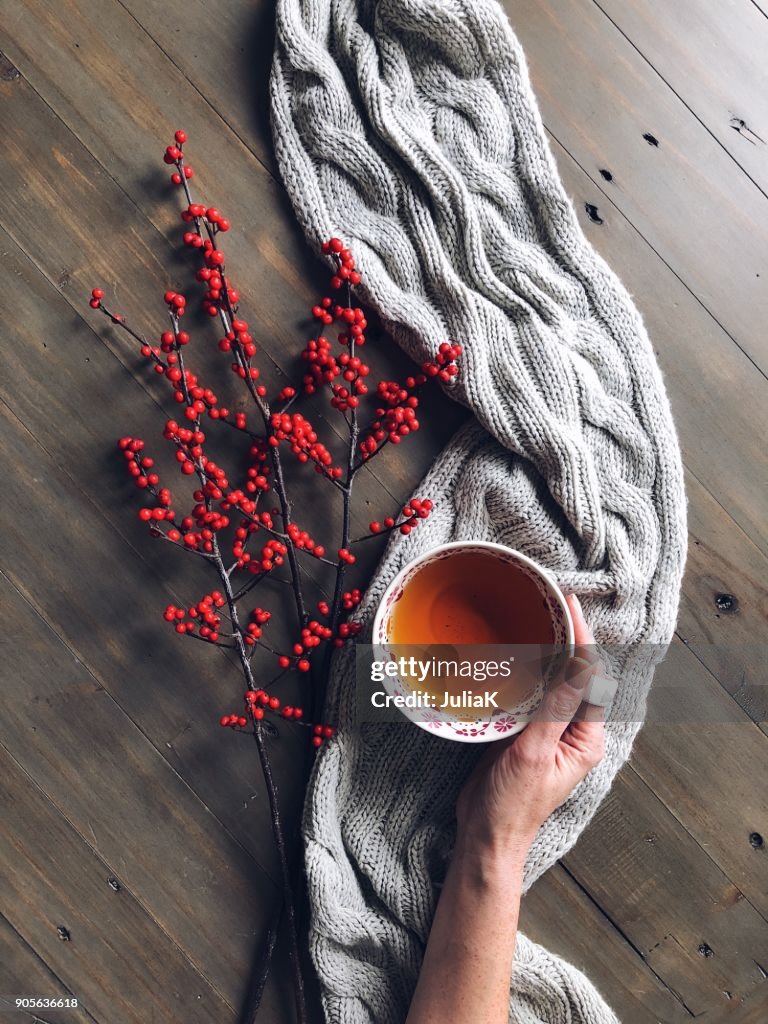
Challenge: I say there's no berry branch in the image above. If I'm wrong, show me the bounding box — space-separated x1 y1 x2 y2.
88 129 461 1019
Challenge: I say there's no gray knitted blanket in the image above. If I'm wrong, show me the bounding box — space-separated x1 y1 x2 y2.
271 1 687 1021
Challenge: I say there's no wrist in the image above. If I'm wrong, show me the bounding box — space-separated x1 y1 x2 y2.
451 830 532 885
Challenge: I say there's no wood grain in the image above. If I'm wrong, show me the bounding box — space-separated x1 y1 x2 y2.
0 438 294 1017
565 767 768 1016
0 743 236 1023
553 134 767 554
503 0 768 373
678 471 768 731
0 0 766 1019
703 986 768 1024
632 640 768 918
0 913 96 1022
593 0 768 197
0 238 311 886
0 16 465 548
520 866 693 1022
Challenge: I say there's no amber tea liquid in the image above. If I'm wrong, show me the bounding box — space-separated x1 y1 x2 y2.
388 549 556 715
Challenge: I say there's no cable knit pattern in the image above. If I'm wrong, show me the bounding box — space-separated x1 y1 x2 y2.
270 1 687 1020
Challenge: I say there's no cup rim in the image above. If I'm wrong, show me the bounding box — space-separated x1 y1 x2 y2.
371 540 575 743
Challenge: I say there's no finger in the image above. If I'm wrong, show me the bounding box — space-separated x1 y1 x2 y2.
564 652 597 690
561 715 606 780
573 700 605 724
565 594 614 710
567 594 594 646
520 655 595 752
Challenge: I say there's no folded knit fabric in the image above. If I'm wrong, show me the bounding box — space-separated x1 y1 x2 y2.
270 2 687 1021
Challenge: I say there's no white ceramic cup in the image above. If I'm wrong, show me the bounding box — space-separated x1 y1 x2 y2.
371 540 583 743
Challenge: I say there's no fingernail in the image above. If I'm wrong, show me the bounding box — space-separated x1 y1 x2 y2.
566 656 592 690
569 593 582 615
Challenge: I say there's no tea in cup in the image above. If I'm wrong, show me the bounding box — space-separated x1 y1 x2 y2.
371 541 575 742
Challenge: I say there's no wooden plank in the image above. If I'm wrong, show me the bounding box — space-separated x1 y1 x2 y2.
0 234 312 886
553 140 768 724
632 639 768 920
678 470 768 731
564 767 768 1016
593 0 768 197
5 0 763 564
119 0 279 176
0 745 236 1023
704 986 768 1024
520 866 692 1022
0 510 291 1018
0 33 454 821
0 29 464 541
0 913 97 1023
3 4 765 1019
2 0 765 561
94 0 768 374
552 133 767 556
497 0 768 374
0 154 736 1024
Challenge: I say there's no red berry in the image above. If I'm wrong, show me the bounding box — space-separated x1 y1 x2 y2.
174 129 187 145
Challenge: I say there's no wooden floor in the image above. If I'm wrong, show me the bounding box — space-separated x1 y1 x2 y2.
1 0 766 1021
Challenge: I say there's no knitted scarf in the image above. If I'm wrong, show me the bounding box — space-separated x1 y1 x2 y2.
270 2 687 1021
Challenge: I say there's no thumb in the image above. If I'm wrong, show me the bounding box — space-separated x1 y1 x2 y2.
517 654 595 754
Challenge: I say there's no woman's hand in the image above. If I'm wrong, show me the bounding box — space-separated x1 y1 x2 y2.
455 594 606 867
406 595 607 1023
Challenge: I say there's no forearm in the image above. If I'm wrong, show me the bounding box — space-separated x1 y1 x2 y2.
405 837 527 1024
